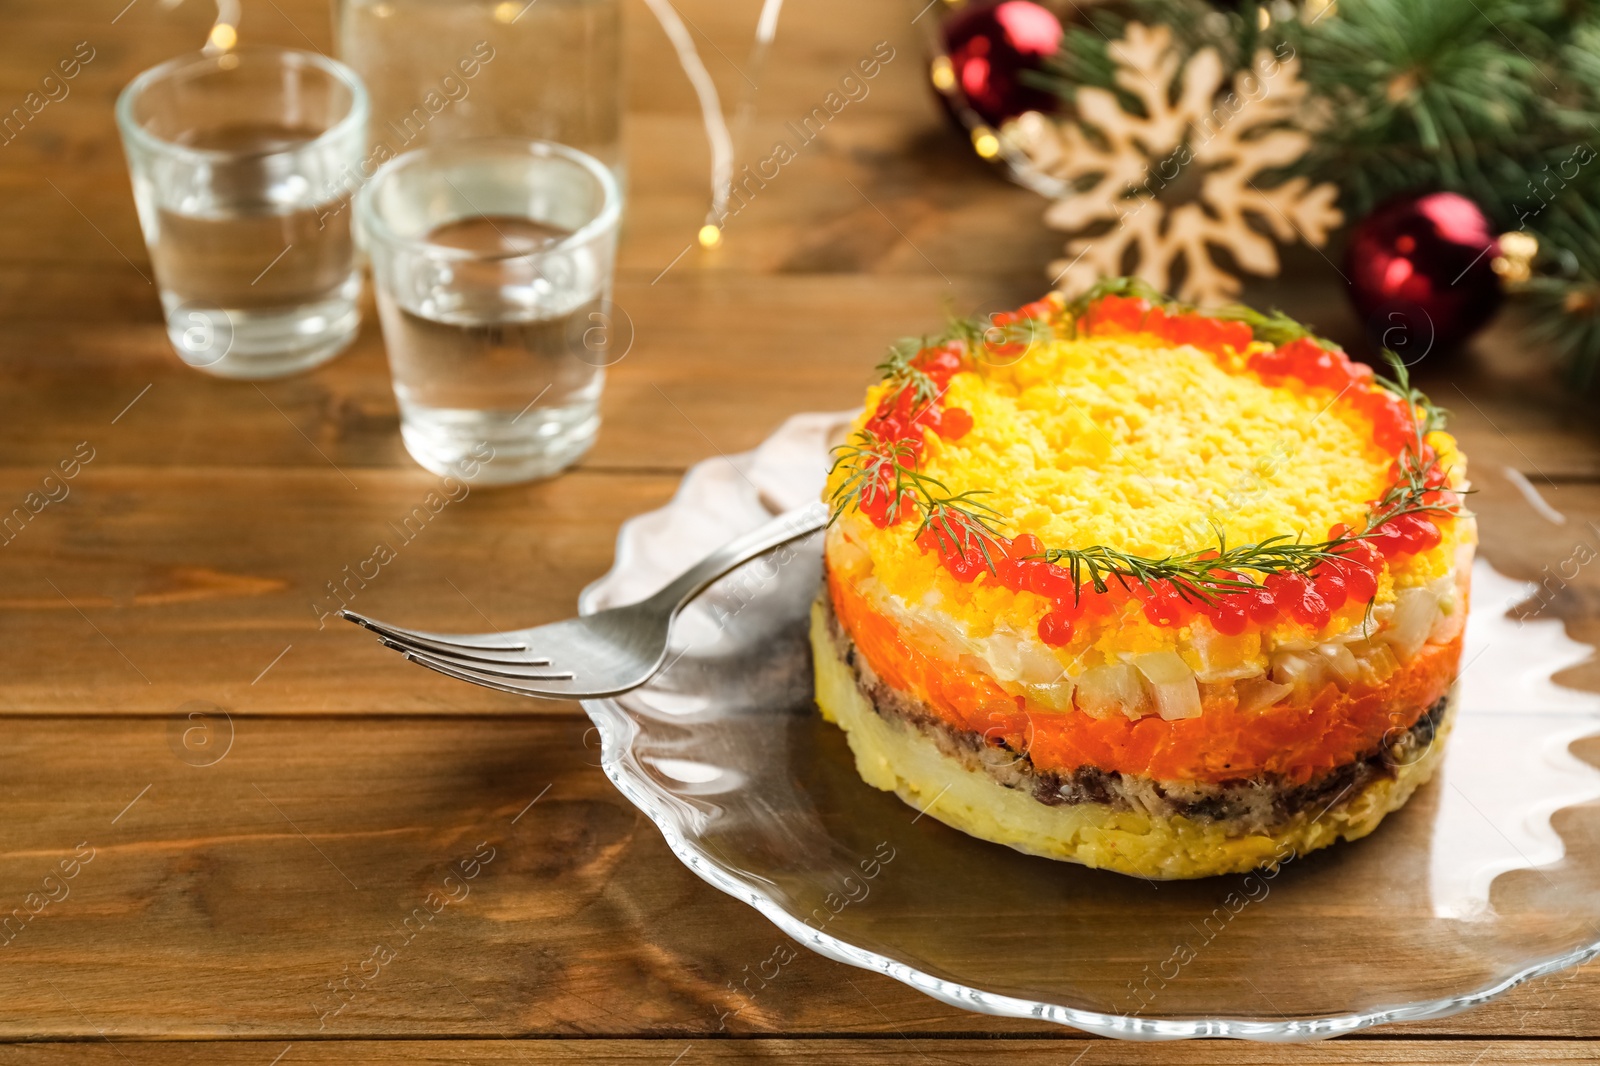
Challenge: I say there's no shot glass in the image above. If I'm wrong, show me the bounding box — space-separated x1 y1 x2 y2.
357 138 622 484
116 47 368 378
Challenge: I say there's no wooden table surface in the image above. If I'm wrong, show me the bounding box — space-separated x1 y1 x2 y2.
2 0 1598 1061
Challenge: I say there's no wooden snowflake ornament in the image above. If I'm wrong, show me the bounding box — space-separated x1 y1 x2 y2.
1009 23 1342 306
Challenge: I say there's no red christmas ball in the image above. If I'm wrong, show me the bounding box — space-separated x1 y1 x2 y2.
1344 191 1503 360
940 1 1065 127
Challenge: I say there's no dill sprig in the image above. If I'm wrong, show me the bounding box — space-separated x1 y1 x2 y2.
827 429 1008 565
916 488 1006 568
872 304 1060 416
934 306 1058 366
1373 350 1448 441
1061 276 1169 320
826 431 918 525
874 337 943 414
936 310 991 352
1208 305 1333 349
1369 349 1468 522
1039 529 1350 606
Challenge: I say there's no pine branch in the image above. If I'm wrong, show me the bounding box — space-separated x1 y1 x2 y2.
1505 196 1600 388
1029 0 1282 109
1285 0 1600 218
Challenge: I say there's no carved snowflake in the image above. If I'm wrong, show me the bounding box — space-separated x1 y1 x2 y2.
1009 23 1342 306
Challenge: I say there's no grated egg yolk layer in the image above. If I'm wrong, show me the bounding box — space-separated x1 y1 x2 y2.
932 335 1389 551
833 331 1466 647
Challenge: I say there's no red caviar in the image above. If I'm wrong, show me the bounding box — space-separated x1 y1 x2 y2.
1248 337 1376 395
1133 579 1200 627
989 297 1059 330
845 293 1456 638
916 341 964 380
1037 610 1076 646
904 510 1412 637
1265 572 1331 628
1354 390 1419 453
1079 294 1253 356
938 406 973 440
1206 595 1251 635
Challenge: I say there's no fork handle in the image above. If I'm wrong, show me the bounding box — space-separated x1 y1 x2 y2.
642 500 829 617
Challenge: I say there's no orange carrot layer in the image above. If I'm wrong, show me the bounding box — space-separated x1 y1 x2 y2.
828 569 1460 784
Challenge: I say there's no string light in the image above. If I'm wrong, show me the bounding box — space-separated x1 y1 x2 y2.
643 0 737 246
197 0 240 55
1493 231 1539 285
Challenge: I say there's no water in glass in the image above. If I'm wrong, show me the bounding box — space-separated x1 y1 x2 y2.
150 122 360 371
375 215 608 482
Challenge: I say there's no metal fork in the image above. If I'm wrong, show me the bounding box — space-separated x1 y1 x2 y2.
341 501 828 699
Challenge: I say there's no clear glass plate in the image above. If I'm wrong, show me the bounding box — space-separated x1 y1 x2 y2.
578 412 1600 1041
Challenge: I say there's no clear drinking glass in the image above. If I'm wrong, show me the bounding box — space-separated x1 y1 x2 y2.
334 0 623 178
357 138 621 483
116 47 368 379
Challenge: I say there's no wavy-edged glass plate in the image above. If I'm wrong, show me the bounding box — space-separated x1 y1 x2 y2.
578 412 1600 1041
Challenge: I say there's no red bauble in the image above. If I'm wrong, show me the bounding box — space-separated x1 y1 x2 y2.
941 1 1065 127
1344 191 1503 360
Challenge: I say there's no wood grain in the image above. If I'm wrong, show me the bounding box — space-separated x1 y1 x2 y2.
0 456 1594 714
2 278 1597 478
0 716 1595 1042
0 1042 1598 1065
0 0 1596 1056
0 468 680 713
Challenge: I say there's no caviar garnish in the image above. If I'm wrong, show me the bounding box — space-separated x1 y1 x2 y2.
827 283 1468 640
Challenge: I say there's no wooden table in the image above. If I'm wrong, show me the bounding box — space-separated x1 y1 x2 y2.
2 0 1597 1061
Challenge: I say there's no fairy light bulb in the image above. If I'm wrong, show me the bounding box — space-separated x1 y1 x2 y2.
1493 230 1538 285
